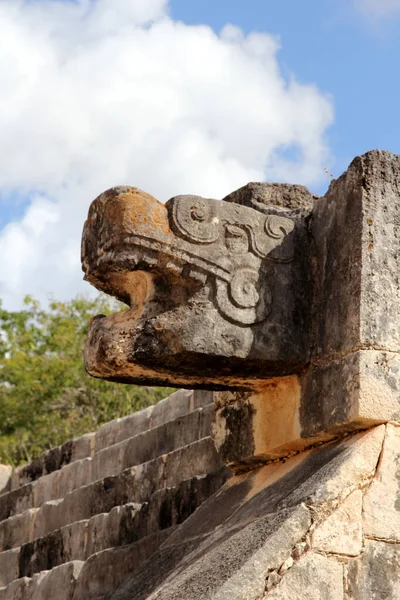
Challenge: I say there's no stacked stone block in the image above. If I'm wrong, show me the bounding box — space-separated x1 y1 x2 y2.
0 390 230 599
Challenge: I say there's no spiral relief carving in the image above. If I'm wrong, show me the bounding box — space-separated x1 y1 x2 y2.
167 194 294 326
216 268 272 326
171 196 219 244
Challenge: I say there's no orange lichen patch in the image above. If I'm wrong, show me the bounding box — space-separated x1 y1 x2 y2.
243 450 311 502
101 188 173 241
251 376 301 455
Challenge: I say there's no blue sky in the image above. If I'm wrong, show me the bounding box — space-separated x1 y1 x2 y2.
0 0 399 307
171 0 400 180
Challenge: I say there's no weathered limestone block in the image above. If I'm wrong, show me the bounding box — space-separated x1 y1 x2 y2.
91 440 127 483
162 470 234 543
92 409 197 482
33 470 59 508
19 520 88 578
192 389 214 409
91 403 207 483
347 540 400 599
73 529 175 600
0 548 19 587
29 561 83 600
121 408 202 469
113 506 311 600
312 151 400 356
85 503 141 558
212 355 394 467
17 436 224 549
76 151 400 598
363 423 400 541
57 458 93 500
164 437 225 488
311 490 363 556
93 390 195 454
198 402 216 439
150 389 194 428
266 553 344 600
10 433 95 491
1 459 92 522
94 405 154 453
33 471 138 541
0 577 30 600
17 465 229 582
0 508 38 552
0 483 35 522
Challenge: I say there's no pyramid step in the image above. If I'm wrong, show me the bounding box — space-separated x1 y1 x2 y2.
4 433 96 495
0 561 83 600
94 388 207 452
72 529 175 600
0 437 226 552
0 548 19 588
0 402 215 522
18 502 141 579
2 389 212 496
0 466 229 588
18 464 228 580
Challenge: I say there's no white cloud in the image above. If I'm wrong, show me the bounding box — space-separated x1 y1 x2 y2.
354 0 400 17
0 0 333 309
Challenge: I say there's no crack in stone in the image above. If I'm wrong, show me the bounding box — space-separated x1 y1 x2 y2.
257 507 313 597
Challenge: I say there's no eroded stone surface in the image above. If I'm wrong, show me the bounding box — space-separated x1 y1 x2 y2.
312 150 400 356
82 152 400 473
215 345 400 468
73 530 175 600
4 150 394 600
0 577 30 600
30 561 83 600
347 540 400 599
0 508 38 552
266 552 343 599
0 547 19 587
363 423 400 541
112 506 311 600
312 490 363 556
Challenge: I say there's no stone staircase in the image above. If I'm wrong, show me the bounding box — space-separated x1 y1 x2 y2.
0 390 230 600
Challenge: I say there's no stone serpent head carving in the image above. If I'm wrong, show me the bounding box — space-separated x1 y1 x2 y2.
82 184 313 388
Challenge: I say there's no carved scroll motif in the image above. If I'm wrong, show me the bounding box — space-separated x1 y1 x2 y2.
82 187 295 329
168 195 294 325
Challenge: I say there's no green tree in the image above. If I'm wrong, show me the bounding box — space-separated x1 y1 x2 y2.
0 295 172 466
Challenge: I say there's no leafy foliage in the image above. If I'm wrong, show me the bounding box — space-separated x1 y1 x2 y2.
0 295 172 466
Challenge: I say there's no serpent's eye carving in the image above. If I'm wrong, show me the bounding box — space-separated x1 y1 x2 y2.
171 196 219 243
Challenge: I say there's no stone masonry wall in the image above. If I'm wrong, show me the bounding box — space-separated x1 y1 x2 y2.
110 422 400 600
